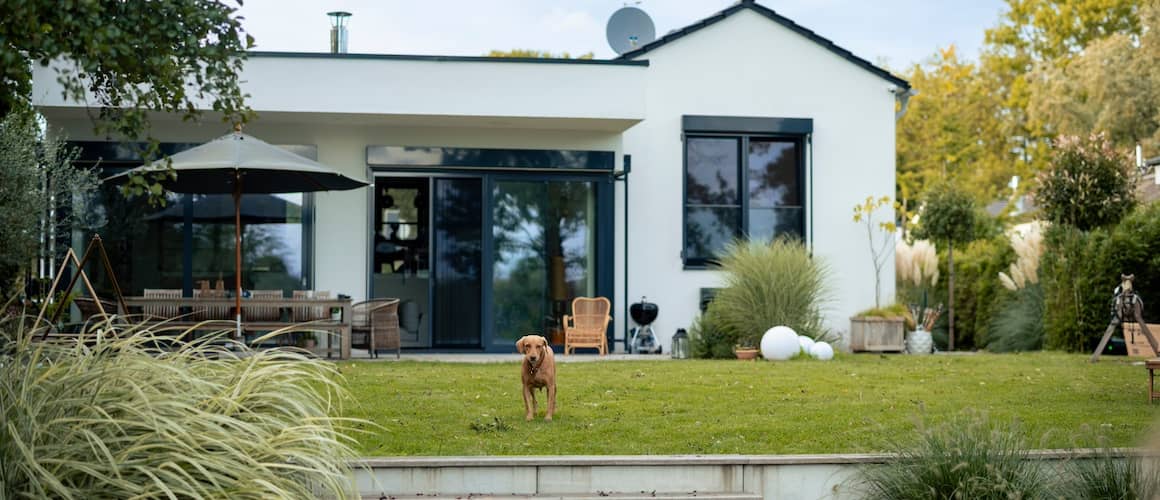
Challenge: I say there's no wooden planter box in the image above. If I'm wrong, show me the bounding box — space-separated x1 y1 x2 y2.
849 316 905 352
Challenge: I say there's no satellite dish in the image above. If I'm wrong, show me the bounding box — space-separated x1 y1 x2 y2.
606 6 656 55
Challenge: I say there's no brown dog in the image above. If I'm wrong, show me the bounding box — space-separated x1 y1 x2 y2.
516 334 556 421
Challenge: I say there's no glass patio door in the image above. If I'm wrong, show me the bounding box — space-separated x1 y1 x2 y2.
490 179 597 349
431 178 482 348
372 176 483 349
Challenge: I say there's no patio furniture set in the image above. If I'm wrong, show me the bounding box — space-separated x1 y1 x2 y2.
75 291 400 360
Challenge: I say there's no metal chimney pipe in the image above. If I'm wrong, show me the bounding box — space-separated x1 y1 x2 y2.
328 11 351 53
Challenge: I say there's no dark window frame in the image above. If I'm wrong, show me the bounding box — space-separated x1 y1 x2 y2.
681 116 811 269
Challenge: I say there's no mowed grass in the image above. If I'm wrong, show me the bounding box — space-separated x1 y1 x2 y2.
339 352 1160 456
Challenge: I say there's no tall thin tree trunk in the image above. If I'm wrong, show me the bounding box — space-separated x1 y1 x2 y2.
948 243 955 351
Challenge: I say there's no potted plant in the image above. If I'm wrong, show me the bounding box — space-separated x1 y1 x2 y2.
897 238 942 354
850 304 909 352
850 195 906 352
734 336 759 360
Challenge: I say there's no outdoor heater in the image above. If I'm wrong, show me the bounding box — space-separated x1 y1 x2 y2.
629 296 662 354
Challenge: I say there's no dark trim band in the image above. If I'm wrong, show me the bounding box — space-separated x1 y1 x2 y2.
682 115 813 135
367 146 615 172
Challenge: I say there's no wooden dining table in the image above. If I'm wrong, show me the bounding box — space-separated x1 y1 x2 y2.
120 296 353 359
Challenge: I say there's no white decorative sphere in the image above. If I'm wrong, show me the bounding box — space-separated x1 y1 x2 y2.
798 335 815 355
761 326 800 361
809 341 834 361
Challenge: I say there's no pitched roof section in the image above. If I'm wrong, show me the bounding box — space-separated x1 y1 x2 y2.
615 0 910 89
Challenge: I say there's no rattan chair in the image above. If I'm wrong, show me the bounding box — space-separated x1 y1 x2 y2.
351 298 401 359
142 289 181 320
563 296 611 355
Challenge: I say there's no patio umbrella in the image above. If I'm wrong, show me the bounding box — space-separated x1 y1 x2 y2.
105 131 368 339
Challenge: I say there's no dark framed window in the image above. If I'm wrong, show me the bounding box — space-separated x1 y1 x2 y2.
683 130 806 268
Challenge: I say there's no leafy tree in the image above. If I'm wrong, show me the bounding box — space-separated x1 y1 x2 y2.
1033 133 1136 231
1 0 255 198
485 49 594 59
1026 1 1160 151
0 111 99 295
896 46 1009 204
976 0 1145 193
913 182 977 350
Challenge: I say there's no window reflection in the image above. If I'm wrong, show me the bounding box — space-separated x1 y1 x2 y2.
80 183 308 297
684 136 803 265
493 180 596 345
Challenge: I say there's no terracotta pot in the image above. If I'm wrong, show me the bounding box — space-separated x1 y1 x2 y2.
734 348 759 360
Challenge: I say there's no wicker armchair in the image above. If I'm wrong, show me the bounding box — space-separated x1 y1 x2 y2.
563 296 611 355
351 299 401 359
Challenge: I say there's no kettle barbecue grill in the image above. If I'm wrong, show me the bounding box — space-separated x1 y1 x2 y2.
629 296 662 354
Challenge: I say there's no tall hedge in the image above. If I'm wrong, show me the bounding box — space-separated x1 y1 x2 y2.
1041 224 1115 352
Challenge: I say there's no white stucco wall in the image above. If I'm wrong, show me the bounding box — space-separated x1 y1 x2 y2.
618 10 899 351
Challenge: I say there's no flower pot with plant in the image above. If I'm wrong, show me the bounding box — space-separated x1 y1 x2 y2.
897 238 943 354
734 336 759 360
850 195 906 352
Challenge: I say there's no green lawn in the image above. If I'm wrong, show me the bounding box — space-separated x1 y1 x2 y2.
339 352 1160 456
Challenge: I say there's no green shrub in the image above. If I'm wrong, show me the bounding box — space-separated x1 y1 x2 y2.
0 111 99 295
1057 448 1160 500
1033 133 1136 232
0 312 365 498
1106 201 1160 322
1041 224 1116 352
927 236 1012 350
708 238 832 343
856 411 1051 500
987 284 1045 352
688 309 734 359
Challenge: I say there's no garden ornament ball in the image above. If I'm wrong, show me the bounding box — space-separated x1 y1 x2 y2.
798 335 815 355
761 326 799 360
809 341 834 360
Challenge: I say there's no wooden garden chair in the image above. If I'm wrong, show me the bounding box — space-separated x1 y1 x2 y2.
563 296 611 355
142 289 181 320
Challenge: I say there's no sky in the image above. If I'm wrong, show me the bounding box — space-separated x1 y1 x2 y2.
234 0 1009 72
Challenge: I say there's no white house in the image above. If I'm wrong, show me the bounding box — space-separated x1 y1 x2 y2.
32 0 908 354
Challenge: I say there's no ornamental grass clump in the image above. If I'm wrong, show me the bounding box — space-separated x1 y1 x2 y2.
856 410 1052 500
708 238 831 345
989 222 1048 352
1057 447 1160 500
0 311 365 499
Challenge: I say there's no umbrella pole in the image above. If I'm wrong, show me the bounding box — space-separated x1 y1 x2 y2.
234 172 243 342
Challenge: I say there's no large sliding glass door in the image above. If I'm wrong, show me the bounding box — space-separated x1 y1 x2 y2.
491 179 597 348
371 172 609 352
